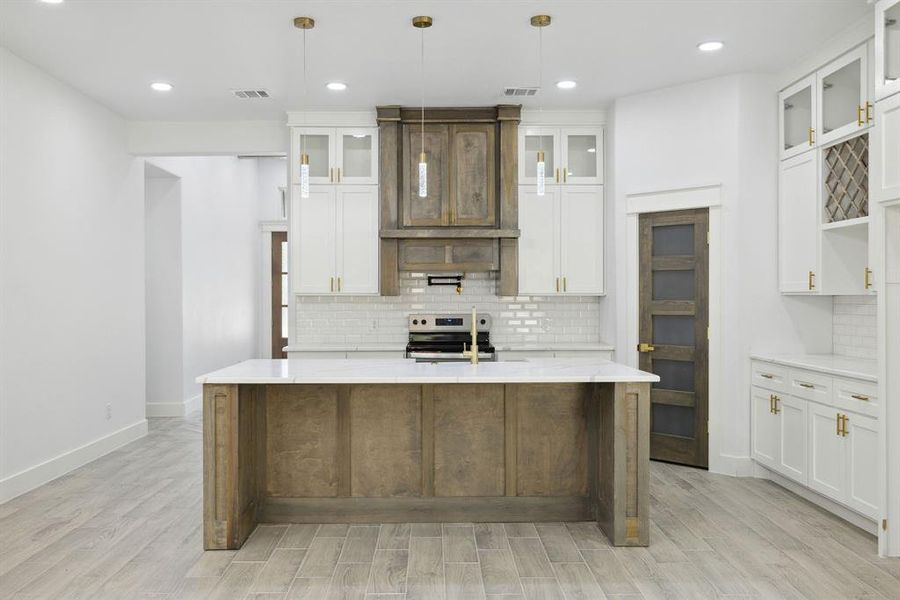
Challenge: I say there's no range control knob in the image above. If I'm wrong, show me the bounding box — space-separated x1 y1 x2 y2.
412 319 419 325
422 319 427 325
480 319 486 325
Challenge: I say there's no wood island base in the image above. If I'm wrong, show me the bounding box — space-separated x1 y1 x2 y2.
203 381 650 550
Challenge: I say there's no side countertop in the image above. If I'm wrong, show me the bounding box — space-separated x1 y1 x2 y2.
750 353 877 383
197 357 658 385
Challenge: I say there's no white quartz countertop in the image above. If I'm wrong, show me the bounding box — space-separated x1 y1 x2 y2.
197 358 658 385
283 342 615 353
750 353 877 382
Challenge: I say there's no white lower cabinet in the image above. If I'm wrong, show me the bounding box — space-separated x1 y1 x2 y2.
752 360 880 521
778 394 808 484
751 386 779 470
291 185 378 295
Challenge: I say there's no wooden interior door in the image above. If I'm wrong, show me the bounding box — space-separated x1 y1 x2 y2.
271 231 288 358
638 208 709 468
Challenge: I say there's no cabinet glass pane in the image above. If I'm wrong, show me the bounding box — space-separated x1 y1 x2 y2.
886 4 900 84
299 134 330 177
281 241 288 272
653 224 694 256
281 274 289 306
565 135 598 178
784 87 812 150
653 359 695 392
822 59 862 135
653 270 695 300
524 135 554 175
342 134 372 178
652 404 695 438
281 307 289 339
653 315 695 347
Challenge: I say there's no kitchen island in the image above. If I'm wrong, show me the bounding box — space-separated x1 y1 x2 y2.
197 358 658 550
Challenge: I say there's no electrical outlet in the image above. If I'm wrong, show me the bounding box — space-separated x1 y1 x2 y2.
105 404 112 420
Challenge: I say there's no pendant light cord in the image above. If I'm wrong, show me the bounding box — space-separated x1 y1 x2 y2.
420 25 425 159
301 27 307 157
538 24 543 156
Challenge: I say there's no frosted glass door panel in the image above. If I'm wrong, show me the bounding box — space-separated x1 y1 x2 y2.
338 129 378 184
653 224 694 256
519 129 558 185
886 3 900 85
652 315 694 347
299 134 331 179
782 85 814 155
818 46 867 146
561 129 603 184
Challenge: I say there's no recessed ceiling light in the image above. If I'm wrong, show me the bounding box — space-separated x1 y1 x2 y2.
40 0 64 4
150 82 173 92
556 80 577 90
698 41 724 52
326 82 347 91
587 148 596 153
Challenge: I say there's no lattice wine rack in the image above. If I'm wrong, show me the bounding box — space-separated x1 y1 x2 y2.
823 134 868 223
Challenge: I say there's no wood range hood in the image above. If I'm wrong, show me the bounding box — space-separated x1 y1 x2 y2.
376 105 521 296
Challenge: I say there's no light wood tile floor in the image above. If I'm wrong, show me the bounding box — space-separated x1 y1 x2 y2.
1 415 898 599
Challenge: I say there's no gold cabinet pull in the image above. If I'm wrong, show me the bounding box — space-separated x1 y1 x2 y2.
857 105 865 126
836 412 842 436
841 414 849 437
330 167 334 182
865 267 872 290
851 394 869 401
637 343 656 353
563 276 567 292
760 373 774 379
337 167 341 182
798 382 815 389
556 277 560 292
555 168 560 183
337 277 342 292
808 128 815 146
769 394 775 414
808 270 815 290
866 101 873 123
772 395 780 414
330 276 334 292
563 168 568 183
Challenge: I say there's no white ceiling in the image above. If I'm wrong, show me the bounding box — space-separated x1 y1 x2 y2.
0 0 872 121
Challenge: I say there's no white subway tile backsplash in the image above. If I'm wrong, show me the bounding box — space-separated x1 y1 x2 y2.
832 295 877 359
293 271 604 347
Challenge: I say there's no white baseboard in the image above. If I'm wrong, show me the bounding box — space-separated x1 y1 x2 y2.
0 419 148 504
753 463 877 535
710 453 754 477
146 394 201 417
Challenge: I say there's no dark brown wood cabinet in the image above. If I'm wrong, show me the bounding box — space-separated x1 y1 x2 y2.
402 123 496 227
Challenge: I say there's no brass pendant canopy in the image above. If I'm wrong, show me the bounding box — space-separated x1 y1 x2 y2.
530 14 551 27
412 15 433 28
293 16 315 29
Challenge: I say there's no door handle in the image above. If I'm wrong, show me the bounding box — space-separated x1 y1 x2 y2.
808 128 815 146
563 168 568 183
555 168 560 183
330 167 334 183
337 167 341 182
637 343 655 353
772 395 780 415
563 276 567 292
337 277 342 292
841 414 849 437
857 105 865 127
330 276 334 292
808 271 815 290
865 267 872 290
769 394 775 414
865 102 873 124
556 277 560 293
836 413 842 436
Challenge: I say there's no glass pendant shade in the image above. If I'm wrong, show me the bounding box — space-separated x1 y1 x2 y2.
418 152 427 198
536 150 546 196
300 154 310 199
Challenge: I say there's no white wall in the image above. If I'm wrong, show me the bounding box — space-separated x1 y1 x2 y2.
0 48 147 502
145 166 184 416
146 157 261 410
612 73 832 476
255 156 288 221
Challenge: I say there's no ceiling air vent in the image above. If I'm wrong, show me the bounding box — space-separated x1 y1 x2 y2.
232 89 271 99
503 86 539 97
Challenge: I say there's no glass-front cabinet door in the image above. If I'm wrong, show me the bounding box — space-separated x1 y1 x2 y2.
780 75 817 160
876 0 900 101
817 45 869 147
337 128 378 184
291 128 334 185
560 128 603 184
518 127 559 186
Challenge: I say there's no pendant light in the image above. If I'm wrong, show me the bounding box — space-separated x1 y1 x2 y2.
294 16 315 198
531 15 551 196
412 15 433 198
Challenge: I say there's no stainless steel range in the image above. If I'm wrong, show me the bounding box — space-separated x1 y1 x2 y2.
405 313 496 362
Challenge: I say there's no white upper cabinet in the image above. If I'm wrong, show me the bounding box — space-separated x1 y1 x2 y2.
875 0 900 101
817 45 871 147
780 75 817 160
518 126 603 185
871 91 900 203
778 152 819 293
559 186 604 294
518 185 604 296
291 127 378 185
518 187 559 295
291 185 378 295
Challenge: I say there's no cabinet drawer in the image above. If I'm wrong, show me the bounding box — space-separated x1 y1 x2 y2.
751 362 788 392
789 369 832 403
833 379 879 418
